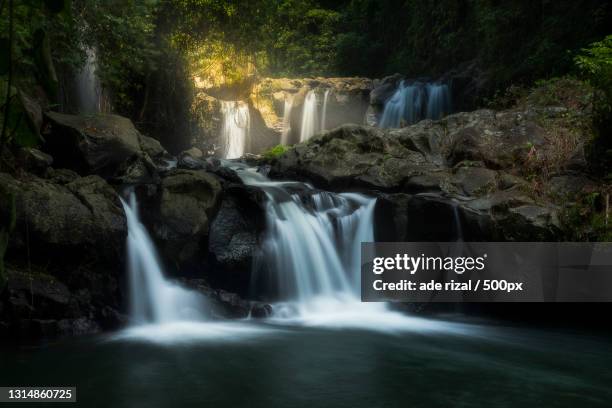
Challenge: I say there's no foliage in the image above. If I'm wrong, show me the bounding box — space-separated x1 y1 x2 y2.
575 35 612 121
262 144 288 161
560 190 612 241
78 0 160 113
335 1 610 85
0 0 76 154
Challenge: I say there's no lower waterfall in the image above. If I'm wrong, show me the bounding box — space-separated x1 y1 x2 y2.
228 162 438 330
121 193 206 324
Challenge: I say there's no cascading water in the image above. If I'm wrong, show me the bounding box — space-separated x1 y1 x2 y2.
220 101 250 159
320 88 331 132
121 193 205 324
426 83 452 120
226 162 437 331
281 96 293 145
379 81 451 128
75 47 109 114
299 90 318 142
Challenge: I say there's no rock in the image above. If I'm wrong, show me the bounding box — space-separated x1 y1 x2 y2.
208 185 265 295
181 147 203 159
42 112 166 182
250 303 273 318
5 270 72 319
57 318 101 336
139 133 168 158
16 148 52 175
113 154 159 185
451 167 497 196
0 172 126 264
150 170 221 270
44 168 80 184
177 155 206 170
272 124 428 190
18 91 43 135
548 175 592 197
369 74 402 106
43 112 143 177
182 279 250 318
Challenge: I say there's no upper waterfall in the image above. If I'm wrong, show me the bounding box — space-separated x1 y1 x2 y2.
321 88 331 132
379 81 451 128
300 90 319 142
220 101 250 159
75 47 110 114
281 96 293 145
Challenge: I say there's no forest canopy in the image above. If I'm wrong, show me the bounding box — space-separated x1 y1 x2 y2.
1 0 611 147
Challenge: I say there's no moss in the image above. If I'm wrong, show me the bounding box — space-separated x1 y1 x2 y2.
262 144 289 161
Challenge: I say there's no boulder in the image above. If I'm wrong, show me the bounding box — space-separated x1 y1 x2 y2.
0 169 126 339
16 148 52 175
148 170 222 271
42 112 167 180
0 172 126 264
208 184 265 295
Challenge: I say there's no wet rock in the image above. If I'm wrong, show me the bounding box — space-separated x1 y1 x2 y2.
182 279 250 318
57 317 101 336
149 170 221 270
0 172 126 264
16 148 53 175
208 186 265 295
250 303 273 318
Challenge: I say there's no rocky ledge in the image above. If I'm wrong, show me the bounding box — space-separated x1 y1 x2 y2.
270 79 600 242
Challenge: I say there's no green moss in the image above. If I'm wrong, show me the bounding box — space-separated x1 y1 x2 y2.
262 144 289 161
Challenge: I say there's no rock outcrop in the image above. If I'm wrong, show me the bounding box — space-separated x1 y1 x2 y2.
42 112 169 179
191 76 374 156
270 100 595 240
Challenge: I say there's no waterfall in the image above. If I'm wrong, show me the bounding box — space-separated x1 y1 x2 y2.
379 81 451 128
220 101 250 159
228 163 376 314
280 96 293 145
120 193 205 324
75 47 108 114
452 203 464 242
299 90 318 142
320 88 331 132
426 83 452 120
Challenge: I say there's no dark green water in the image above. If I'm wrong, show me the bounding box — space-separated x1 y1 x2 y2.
1 318 611 408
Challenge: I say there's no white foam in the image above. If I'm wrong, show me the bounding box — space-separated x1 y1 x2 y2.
268 297 477 335
112 321 281 345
